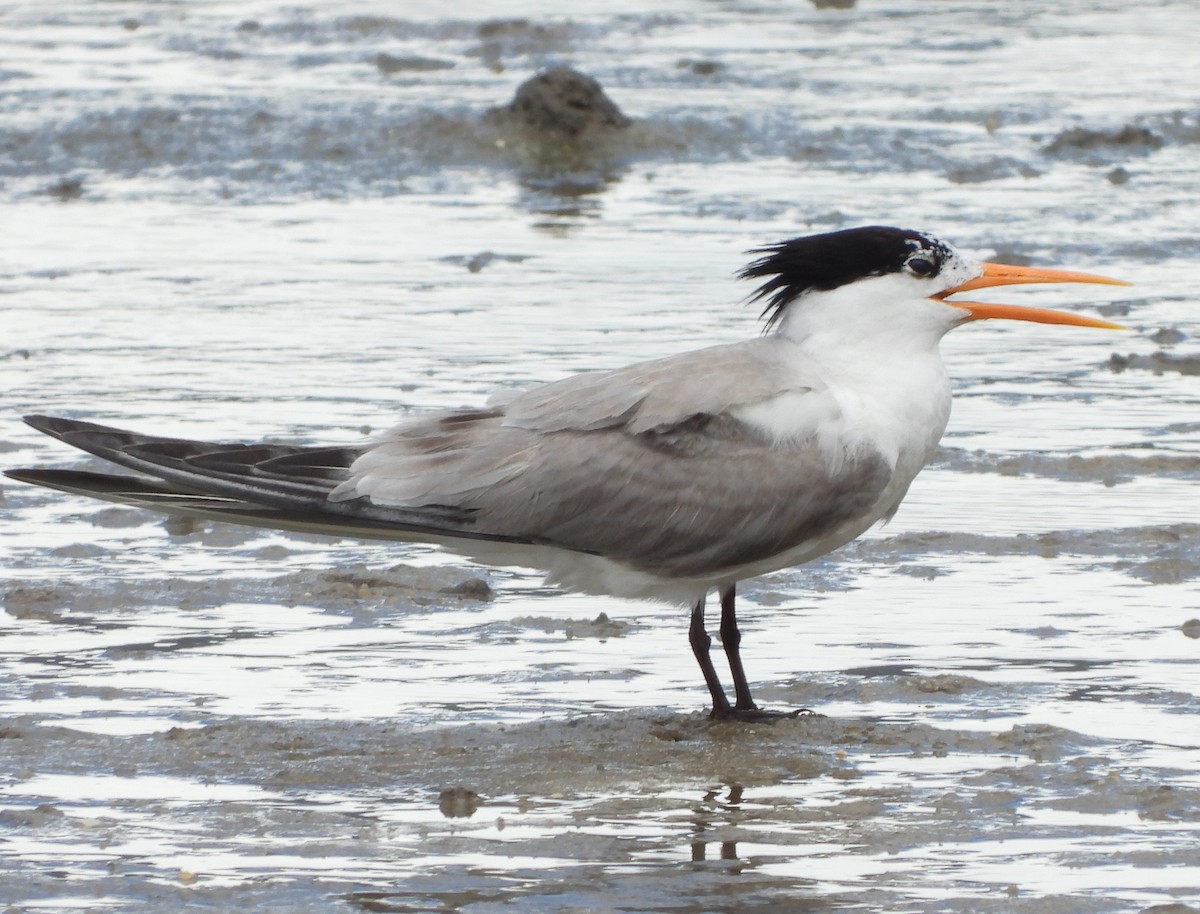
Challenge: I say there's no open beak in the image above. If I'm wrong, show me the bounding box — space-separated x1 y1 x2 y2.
935 262 1131 329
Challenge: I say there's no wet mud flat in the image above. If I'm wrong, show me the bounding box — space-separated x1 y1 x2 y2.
3 704 1199 913
2 523 1199 913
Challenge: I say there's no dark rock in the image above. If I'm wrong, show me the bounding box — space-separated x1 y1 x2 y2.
1044 124 1163 156
489 66 630 140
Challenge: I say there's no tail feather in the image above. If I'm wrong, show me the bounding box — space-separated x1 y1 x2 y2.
24 415 335 505
2 468 494 543
10 416 536 547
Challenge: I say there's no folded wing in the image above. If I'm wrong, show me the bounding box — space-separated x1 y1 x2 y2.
336 339 893 577
11 339 894 579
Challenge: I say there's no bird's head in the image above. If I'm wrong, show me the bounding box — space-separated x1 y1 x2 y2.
741 226 1128 340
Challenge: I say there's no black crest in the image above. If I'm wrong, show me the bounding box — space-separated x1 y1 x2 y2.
740 226 952 329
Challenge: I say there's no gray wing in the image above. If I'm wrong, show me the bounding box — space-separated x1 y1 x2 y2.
496 336 812 434
335 340 893 578
478 415 891 578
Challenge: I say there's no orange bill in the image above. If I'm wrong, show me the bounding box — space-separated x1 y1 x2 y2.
936 261 1131 329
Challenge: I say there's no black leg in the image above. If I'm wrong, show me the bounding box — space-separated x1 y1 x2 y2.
689 594 732 718
719 584 759 711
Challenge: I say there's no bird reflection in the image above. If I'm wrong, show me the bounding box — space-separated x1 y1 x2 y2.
690 783 744 865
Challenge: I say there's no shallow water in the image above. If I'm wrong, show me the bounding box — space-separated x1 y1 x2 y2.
2 1 1199 912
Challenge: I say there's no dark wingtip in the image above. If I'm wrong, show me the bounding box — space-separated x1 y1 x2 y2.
4 468 46 484
23 414 69 436
22 415 79 446
22 415 124 442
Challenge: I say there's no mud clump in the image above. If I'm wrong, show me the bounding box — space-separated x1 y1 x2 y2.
0 804 66 827
371 53 454 75
473 18 573 66
910 674 979 696
439 577 494 601
1150 327 1187 345
511 611 629 639
39 176 85 200
438 786 484 818
1108 350 1200 376
1044 124 1164 159
937 445 1200 486
485 66 631 147
479 66 653 203
946 157 1040 184
280 564 494 609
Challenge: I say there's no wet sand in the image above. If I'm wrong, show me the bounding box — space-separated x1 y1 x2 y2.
3 706 1198 912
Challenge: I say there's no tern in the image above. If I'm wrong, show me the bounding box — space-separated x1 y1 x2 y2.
6 226 1128 720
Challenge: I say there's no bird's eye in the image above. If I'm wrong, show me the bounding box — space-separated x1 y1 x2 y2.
906 257 936 277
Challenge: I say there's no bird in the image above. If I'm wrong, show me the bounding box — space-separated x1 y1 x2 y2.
5 226 1129 721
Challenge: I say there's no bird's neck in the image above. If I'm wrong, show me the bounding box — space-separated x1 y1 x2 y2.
774 321 953 479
